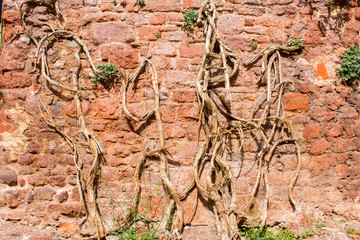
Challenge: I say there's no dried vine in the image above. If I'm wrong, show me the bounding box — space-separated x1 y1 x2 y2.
187 1 304 239
121 56 183 238
16 1 106 239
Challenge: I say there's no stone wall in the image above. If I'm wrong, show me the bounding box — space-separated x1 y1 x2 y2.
1 0 360 239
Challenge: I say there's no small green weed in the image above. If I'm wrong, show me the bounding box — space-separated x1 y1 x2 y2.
336 42 360 84
326 0 351 9
291 37 303 48
316 223 326 229
91 63 118 87
344 226 360 235
250 40 258 50
138 0 145 7
154 32 161 39
239 227 314 240
181 9 199 35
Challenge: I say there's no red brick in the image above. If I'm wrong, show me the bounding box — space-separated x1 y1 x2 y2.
0 72 32 89
101 43 139 69
310 138 330 155
149 13 166 25
0 167 17 186
284 93 309 112
224 36 252 51
217 14 244 35
183 0 203 8
335 164 350 178
173 90 196 103
179 43 205 58
355 7 360 21
58 222 77 235
311 153 334 171
324 123 343 138
151 41 177 56
303 123 320 141
28 141 41 154
35 155 56 168
298 83 319 93
310 106 336 121
144 0 181 11
57 191 69 203
164 125 186 139
316 64 329 80
91 22 134 44
332 137 360 152
63 100 90 117
48 176 67 187
244 18 255 26
48 203 82 216
137 25 160 41
28 174 46 186
2 10 18 23
36 188 56 200
0 124 12 133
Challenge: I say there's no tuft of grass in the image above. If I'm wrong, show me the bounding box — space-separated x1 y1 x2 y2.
239 226 314 240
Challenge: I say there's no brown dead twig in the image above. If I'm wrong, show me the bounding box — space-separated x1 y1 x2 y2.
121 56 183 239
187 1 304 239
16 0 106 239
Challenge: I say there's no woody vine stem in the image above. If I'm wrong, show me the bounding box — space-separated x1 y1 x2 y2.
14 0 303 239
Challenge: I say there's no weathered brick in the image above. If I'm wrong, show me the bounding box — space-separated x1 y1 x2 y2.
303 123 320 141
310 138 330 155
58 222 78 235
149 13 166 25
284 93 309 112
35 155 56 168
101 43 139 69
144 0 181 11
0 72 32 89
173 90 196 103
137 25 160 41
217 14 244 35
0 167 17 186
179 43 205 58
91 22 135 44
151 41 177 56
324 123 343 138
36 188 56 200
316 64 329 80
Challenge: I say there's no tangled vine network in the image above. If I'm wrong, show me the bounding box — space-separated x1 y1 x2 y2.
13 0 304 239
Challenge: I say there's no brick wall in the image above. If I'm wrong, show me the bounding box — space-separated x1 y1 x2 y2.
1 0 360 239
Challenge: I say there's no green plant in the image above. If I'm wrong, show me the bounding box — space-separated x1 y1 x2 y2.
291 37 303 48
154 32 161 39
316 223 326 229
344 226 360 235
91 63 118 87
250 40 258 50
138 0 145 7
326 0 351 9
181 9 199 35
336 42 360 84
239 227 314 240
